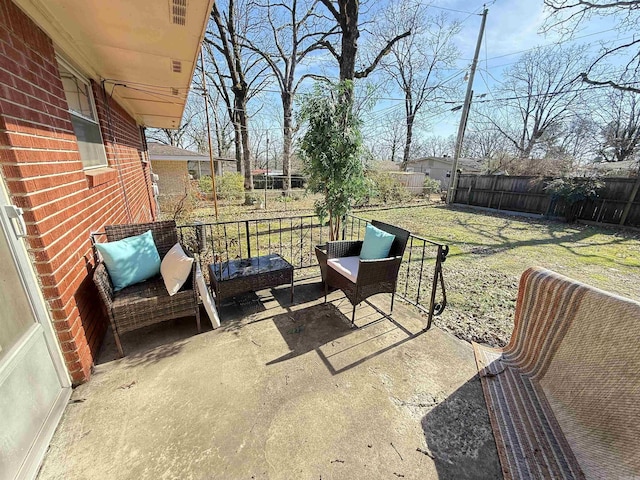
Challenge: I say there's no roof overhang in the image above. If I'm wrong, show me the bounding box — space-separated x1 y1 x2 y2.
14 0 213 129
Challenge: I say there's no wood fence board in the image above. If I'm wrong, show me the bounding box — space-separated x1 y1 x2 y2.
453 174 640 227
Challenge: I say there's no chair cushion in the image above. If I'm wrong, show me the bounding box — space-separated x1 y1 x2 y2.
95 230 161 291
161 243 194 296
327 256 360 283
360 223 395 260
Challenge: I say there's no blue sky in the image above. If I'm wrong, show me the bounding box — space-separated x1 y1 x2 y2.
241 0 623 158
364 0 621 139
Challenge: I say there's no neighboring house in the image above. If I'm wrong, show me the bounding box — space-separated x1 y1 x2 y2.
405 156 485 189
0 0 211 477
579 159 639 177
148 142 235 196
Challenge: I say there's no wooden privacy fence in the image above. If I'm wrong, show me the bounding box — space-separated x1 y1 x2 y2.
453 174 640 227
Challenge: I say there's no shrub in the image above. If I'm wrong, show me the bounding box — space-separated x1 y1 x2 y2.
423 177 441 195
198 175 213 193
197 173 245 200
217 173 245 200
544 176 604 222
544 176 603 204
366 171 411 204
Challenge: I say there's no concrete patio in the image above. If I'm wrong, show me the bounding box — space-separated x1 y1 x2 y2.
37 279 501 480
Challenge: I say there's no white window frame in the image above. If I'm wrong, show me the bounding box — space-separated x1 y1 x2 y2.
56 56 108 170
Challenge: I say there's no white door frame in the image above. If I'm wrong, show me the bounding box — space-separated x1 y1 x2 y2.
0 180 71 479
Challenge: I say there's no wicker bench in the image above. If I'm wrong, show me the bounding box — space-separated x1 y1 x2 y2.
93 221 201 357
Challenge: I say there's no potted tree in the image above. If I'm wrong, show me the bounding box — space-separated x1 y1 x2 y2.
297 81 367 282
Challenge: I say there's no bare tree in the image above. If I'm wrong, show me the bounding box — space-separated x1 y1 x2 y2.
543 0 640 93
362 107 406 162
317 0 411 95
414 134 455 158
201 45 243 171
461 122 512 160
146 98 202 149
595 89 640 162
480 44 589 158
207 0 271 200
376 4 460 167
550 114 599 163
242 0 337 193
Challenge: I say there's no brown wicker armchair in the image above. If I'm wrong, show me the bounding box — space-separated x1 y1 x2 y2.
324 220 410 326
93 220 201 357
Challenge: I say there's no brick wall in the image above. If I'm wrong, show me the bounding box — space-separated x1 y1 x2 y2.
0 0 156 384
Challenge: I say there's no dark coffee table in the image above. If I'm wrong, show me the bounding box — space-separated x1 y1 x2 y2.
209 254 294 307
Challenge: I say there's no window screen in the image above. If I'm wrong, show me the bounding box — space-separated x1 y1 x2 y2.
57 60 107 169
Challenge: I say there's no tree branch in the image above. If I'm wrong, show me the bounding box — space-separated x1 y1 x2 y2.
354 30 411 79
580 73 640 93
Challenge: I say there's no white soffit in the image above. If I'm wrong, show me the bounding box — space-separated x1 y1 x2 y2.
14 0 213 129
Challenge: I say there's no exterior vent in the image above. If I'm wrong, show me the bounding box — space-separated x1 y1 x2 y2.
171 60 182 73
171 88 179 95
171 0 187 26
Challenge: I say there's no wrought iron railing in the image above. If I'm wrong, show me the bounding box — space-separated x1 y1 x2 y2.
177 215 330 273
177 212 448 329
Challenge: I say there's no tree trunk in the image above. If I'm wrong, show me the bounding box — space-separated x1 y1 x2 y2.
237 97 254 202
282 92 293 194
233 116 242 173
339 1 359 85
402 113 415 168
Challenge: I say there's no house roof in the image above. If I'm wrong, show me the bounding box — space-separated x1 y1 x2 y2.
370 160 401 171
583 159 639 173
148 143 236 162
406 156 486 172
14 0 214 129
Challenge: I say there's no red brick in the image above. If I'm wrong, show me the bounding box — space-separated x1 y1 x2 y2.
0 10 156 384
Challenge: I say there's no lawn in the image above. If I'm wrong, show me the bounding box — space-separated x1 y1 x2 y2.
359 205 640 347
172 196 640 348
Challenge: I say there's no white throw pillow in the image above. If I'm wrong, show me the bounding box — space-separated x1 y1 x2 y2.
161 243 194 296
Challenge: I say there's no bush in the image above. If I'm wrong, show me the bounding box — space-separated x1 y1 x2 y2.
366 171 411 204
218 173 245 200
544 176 603 204
423 177 441 195
198 172 244 200
198 175 213 193
544 176 604 222
197 173 245 200
162 175 199 222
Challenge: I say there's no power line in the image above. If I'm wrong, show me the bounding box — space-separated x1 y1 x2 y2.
461 27 623 64
445 79 640 106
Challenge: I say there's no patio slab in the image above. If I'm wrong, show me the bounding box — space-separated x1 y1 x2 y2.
38 279 501 480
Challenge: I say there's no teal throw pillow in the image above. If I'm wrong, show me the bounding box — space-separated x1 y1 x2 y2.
95 230 161 291
360 224 396 260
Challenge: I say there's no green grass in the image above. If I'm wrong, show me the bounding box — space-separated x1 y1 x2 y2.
172 196 639 347
359 205 640 346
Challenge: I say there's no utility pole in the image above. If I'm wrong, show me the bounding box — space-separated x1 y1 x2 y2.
264 134 269 209
200 47 219 220
447 7 488 204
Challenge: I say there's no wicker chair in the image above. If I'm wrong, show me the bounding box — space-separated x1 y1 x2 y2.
93 220 201 357
324 220 410 326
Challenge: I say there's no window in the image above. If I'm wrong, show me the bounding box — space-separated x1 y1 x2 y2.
57 59 107 169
